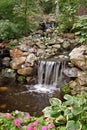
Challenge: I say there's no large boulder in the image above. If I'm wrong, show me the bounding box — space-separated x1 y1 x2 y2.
10 48 23 58
25 53 37 66
10 57 26 69
69 45 87 70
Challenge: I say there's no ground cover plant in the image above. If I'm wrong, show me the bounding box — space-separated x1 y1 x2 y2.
0 93 87 130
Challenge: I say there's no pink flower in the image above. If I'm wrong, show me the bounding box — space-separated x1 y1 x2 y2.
27 114 32 119
48 124 54 129
14 119 20 126
27 126 33 130
4 113 12 119
15 110 19 114
42 126 47 130
33 120 38 126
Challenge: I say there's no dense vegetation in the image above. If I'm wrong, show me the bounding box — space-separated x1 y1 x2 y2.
0 93 87 129
0 0 87 43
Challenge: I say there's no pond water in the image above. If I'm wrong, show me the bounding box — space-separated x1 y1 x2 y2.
0 81 61 116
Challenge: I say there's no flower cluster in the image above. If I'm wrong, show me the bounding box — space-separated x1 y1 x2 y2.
1 110 55 130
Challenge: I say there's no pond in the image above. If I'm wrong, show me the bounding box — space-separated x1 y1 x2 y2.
0 81 61 116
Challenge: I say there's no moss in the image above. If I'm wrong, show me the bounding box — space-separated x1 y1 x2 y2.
61 83 71 94
17 76 26 83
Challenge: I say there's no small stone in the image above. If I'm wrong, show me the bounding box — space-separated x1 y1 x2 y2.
69 81 77 88
52 44 61 49
62 41 70 49
17 67 33 76
0 87 8 92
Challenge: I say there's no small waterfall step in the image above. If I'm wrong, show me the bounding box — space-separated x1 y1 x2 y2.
26 59 66 93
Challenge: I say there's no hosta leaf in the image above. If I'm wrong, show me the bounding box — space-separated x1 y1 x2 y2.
42 106 52 117
49 98 62 106
66 120 82 130
71 106 82 115
64 94 73 101
63 95 73 106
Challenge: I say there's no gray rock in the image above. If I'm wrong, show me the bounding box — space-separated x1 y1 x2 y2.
69 45 87 70
25 53 37 66
2 57 10 67
63 67 79 77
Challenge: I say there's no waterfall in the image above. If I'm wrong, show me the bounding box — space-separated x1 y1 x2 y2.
38 60 61 86
26 60 66 93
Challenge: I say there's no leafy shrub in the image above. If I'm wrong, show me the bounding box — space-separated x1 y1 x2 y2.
72 16 87 44
43 93 87 129
56 0 78 33
0 20 20 41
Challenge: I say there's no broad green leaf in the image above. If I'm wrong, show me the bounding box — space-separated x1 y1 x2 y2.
64 94 73 101
71 106 82 115
42 106 52 117
49 98 62 106
66 120 82 130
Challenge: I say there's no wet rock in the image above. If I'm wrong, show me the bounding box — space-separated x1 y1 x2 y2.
2 57 10 67
10 57 26 69
63 67 79 78
69 45 87 70
0 104 7 109
10 48 23 58
0 86 8 92
2 68 16 79
17 67 33 76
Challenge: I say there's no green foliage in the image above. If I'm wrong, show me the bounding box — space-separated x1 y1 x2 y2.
0 0 42 41
0 0 15 20
72 16 87 44
0 116 18 130
0 111 55 130
0 20 20 41
61 83 71 94
56 0 78 33
39 0 55 13
17 76 26 83
43 93 87 129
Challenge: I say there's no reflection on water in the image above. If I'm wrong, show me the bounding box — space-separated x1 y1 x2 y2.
0 82 61 116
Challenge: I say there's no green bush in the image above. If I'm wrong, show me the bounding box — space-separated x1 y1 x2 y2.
43 93 87 129
56 0 78 33
0 20 20 41
72 16 87 44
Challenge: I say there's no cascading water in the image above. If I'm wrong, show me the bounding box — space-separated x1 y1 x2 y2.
38 60 60 86
27 59 66 93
